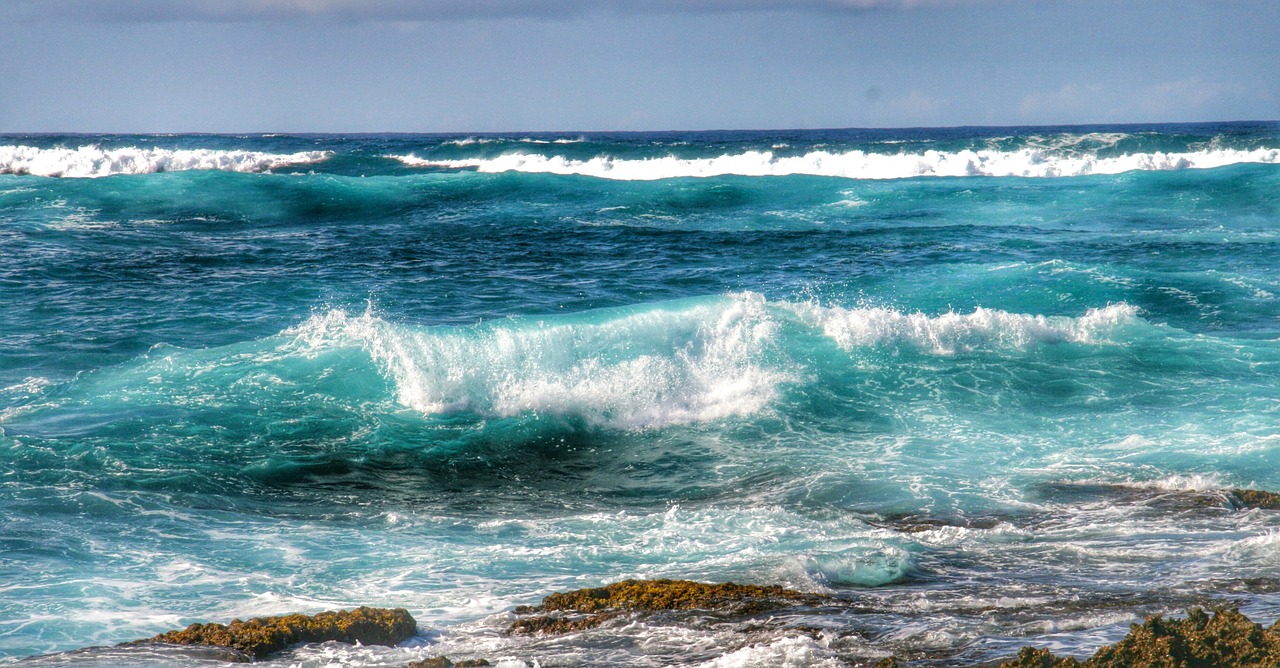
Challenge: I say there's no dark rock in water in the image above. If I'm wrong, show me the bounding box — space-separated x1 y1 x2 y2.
996 608 1280 668
1031 482 1280 515
874 513 1008 533
1229 488 1280 510
510 611 622 634
509 579 822 635
407 659 453 668
139 606 417 659
405 658 490 668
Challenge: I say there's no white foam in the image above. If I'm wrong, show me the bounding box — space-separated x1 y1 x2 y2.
788 302 1141 354
390 146 1280 181
693 636 845 668
283 293 788 429
0 145 331 178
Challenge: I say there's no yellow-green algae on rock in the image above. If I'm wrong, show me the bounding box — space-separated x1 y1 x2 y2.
1230 489 1280 511
142 606 417 659
509 578 821 635
996 608 1280 668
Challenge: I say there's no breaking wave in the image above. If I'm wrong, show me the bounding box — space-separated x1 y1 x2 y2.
283 294 788 429
10 297 1158 436
0 145 331 178
788 302 1141 354
392 147 1280 180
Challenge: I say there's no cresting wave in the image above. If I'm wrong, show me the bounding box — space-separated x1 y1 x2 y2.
5 296 1151 433
284 294 788 429
788 302 1141 354
0 145 331 177
392 147 1280 180
271 297 1141 426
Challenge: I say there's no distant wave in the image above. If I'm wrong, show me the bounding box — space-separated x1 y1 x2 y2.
443 136 586 147
0 145 331 178
391 147 1280 180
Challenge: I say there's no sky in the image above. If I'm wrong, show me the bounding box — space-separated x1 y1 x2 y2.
0 0 1277 132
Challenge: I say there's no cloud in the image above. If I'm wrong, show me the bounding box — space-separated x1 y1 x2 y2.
4 0 994 23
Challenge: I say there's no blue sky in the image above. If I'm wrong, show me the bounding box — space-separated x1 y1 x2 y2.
1 0 1277 132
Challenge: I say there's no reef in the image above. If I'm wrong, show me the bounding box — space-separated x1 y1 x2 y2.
995 608 1280 668
509 578 821 634
139 606 417 660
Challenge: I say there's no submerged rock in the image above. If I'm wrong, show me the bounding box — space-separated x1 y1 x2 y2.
874 513 1008 533
509 579 821 635
140 606 417 659
997 608 1280 668
1031 482 1280 515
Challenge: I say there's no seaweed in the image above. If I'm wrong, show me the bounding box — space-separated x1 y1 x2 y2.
140 606 417 659
509 578 821 635
997 608 1280 668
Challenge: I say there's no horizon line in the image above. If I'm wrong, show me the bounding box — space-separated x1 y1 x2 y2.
2 120 1278 137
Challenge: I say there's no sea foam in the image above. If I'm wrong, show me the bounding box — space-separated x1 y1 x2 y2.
392 147 1280 180
0 145 331 178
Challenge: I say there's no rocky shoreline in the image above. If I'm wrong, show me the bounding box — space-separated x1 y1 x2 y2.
42 487 1280 666
122 581 1280 667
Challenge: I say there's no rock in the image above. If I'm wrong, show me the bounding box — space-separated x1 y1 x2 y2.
996 608 1280 668
509 611 622 634
998 647 1080 668
140 606 417 659
875 514 1007 533
1229 489 1280 510
404 658 490 668
509 579 821 635
406 659 453 668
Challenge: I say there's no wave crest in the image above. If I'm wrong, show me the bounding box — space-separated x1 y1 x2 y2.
392 147 1280 180
0 145 331 178
789 302 1141 354
284 294 788 429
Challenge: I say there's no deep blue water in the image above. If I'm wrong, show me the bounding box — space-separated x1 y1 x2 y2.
3 122 1280 667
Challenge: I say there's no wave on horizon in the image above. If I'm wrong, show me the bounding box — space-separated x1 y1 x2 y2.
0 145 332 178
392 146 1280 180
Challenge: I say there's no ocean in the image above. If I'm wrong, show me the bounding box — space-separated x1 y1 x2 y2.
2 122 1280 667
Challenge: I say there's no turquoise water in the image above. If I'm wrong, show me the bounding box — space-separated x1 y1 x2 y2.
3 123 1280 666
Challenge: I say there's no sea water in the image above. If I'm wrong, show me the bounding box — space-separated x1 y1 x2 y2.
2 123 1280 666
